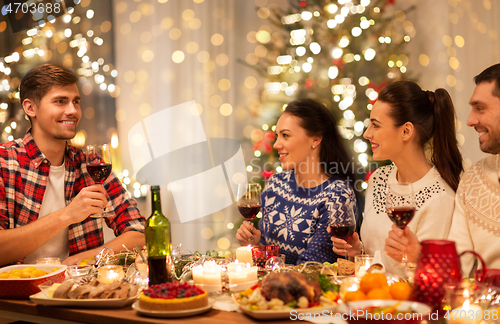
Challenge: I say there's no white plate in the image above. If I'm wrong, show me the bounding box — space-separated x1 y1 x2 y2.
238 303 338 320
132 298 214 318
336 299 432 317
233 294 338 320
29 291 137 308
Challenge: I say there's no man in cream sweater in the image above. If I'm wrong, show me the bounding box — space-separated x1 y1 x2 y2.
448 63 500 277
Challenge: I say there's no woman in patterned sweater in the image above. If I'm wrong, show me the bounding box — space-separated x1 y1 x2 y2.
236 98 357 264
332 81 463 277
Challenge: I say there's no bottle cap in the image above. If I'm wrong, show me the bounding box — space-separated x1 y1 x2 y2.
151 185 160 190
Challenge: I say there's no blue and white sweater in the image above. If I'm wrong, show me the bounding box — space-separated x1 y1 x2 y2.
258 170 357 265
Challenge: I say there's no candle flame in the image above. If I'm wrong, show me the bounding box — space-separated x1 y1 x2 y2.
463 288 470 299
462 299 470 311
111 133 119 149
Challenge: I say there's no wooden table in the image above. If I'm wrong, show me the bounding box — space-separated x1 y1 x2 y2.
0 299 294 324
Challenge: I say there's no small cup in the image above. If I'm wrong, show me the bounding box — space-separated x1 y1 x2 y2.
354 255 374 277
36 257 61 264
67 265 94 284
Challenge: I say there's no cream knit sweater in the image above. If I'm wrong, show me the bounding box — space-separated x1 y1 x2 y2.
448 154 500 277
361 164 456 278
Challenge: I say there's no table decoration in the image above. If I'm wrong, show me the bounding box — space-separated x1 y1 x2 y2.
251 245 279 268
412 240 462 312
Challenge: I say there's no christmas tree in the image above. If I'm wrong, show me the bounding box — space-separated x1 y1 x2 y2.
246 0 416 189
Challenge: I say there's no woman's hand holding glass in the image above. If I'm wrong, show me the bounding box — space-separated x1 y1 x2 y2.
235 183 262 244
330 231 363 257
327 207 357 259
386 182 416 266
385 223 421 264
236 221 261 246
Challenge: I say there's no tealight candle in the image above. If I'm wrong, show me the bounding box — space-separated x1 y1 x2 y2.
36 257 61 265
449 300 482 324
236 246 254 265
97 265 125 284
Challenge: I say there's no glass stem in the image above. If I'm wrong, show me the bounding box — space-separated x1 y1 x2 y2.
402 248 408 267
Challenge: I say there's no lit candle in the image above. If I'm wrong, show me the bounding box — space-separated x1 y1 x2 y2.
226 260 240 273
202 261 221 292
246 264 258 283
97 265 125 284
449 299 482 324
228 265 248 292
192 265 204 285
236 246 254 265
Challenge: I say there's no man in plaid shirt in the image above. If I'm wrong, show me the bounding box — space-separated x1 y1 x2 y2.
0 64 145 266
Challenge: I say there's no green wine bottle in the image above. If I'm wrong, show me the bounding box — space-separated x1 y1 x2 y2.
145 185 173 286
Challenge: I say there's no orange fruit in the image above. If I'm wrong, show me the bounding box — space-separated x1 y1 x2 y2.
344 290 366 302
359 273 388 294
389 282 412 300
366 287 392 300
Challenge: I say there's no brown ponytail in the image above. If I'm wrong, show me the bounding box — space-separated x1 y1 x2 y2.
427 89 463 191
378 81 463 191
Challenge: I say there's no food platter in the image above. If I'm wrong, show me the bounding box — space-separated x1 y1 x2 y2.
132 298 215 318
29 290 137 308
233 293 338 320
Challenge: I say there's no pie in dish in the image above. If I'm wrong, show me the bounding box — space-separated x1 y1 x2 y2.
138 281 208 311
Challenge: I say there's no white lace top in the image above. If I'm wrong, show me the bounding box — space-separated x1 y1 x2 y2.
360 164 456 277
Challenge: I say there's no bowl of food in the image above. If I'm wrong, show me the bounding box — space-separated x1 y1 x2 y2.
0 264 67 299
336 299 432 324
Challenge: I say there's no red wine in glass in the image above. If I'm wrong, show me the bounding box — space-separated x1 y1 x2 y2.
87 163 112 184
238 204 261 220
330 222 355 241
387 206 416 229
86 144 112 218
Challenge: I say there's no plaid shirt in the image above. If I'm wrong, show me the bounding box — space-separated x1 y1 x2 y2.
0 131 145 258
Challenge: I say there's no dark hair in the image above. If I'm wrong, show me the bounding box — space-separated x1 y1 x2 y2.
284 98 354 181
474 63 500 98
378 81 463 191
20 64 78 106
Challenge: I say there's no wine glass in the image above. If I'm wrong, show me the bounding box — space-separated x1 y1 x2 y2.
86 144 112 218
386 182 416 266
329 207 356 260
236 183 261 244
236 183 261 222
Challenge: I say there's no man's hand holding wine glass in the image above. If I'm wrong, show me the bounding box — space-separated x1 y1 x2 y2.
63 184 108 223
86 144 113 218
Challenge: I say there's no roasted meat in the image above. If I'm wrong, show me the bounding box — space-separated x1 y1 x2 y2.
260 272 321 304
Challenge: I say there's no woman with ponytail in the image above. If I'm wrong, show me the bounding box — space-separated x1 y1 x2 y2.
332 81 463 277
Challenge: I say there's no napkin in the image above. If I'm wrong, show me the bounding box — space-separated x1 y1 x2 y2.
212 294 241 312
